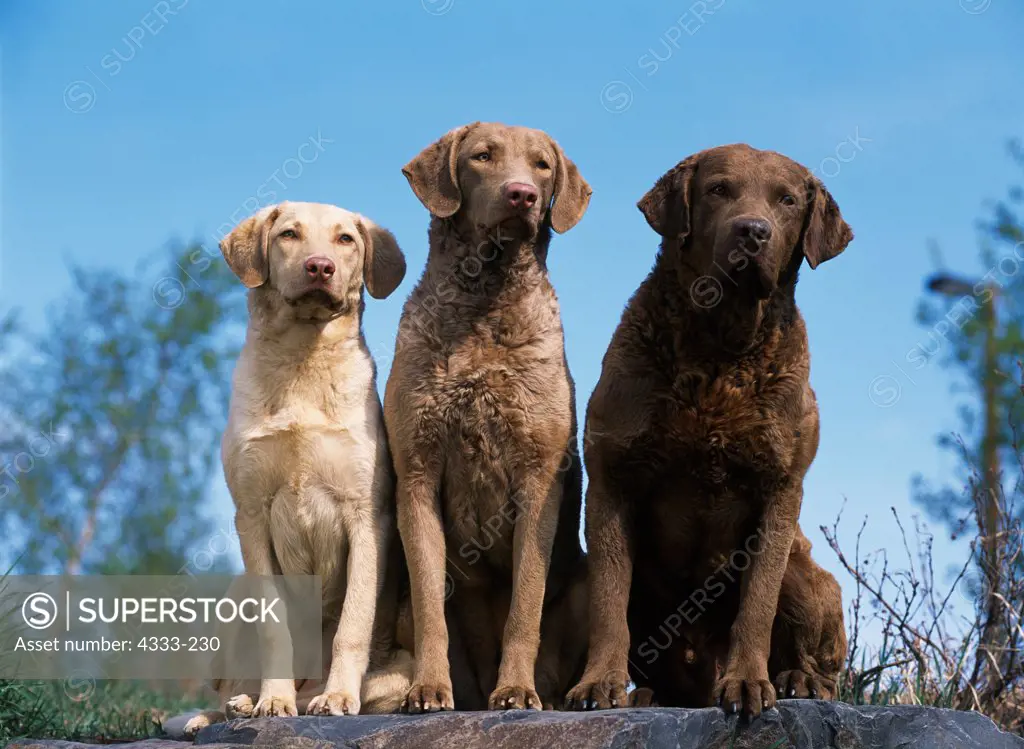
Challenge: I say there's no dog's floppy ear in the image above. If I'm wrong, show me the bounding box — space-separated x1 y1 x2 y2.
801 178 853 269
357 216 407 299
402 123 477 218
219 204 282 288
637 154 699 240
549 138 592 234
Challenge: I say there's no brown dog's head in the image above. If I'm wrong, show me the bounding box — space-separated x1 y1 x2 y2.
638 144 853 301
220 201 406 322
402 122 591 242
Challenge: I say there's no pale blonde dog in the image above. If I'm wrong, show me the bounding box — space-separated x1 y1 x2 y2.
184 201 412 736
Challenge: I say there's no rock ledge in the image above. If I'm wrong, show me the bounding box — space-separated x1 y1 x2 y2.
8 701 1024 749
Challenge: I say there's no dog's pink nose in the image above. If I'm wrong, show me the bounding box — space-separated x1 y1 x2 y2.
304 256 336 280
505 182 539 211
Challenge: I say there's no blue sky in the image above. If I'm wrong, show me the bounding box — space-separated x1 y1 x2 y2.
2 1 1023 629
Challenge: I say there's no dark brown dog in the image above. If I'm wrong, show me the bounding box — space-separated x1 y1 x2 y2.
384 122 591 712
566 144 848 717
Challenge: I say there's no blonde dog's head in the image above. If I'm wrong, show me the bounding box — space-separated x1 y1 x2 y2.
220 201 406 322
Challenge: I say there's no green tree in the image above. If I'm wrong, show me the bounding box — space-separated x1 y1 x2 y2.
914 143 1024 530
0 242 244 574
913 141 1024 698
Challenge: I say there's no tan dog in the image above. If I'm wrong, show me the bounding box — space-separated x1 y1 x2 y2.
567 145 848 717
385 122 591 712
184 201 411 736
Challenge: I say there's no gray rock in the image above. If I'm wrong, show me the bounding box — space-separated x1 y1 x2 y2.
161 711 205 742
7 702 1023 749
190 702 1024 748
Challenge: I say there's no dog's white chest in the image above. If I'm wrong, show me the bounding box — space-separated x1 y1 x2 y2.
226 394 380 586
238 401 376 502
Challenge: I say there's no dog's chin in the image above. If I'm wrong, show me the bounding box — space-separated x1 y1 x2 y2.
284 288 350 321
495 213 540 242
710 246 779 301
735 270 777 301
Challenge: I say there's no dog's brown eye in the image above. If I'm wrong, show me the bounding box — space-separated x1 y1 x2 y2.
536 159 551 170
780 194 797 206
473 151 490 162
280 229 298 239
338 233 354 244
708 184 728 197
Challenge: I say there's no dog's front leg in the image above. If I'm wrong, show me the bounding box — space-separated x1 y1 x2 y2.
397 470 455 712
714 485 801 719
234 506 298 718
565 465 633 710
307 512 388 715
488 467 562 711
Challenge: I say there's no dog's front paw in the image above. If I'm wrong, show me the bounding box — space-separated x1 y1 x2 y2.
774 669 833 700
307 692 360 716
402 682 454 713
714 670 775 719
565 668 629 710
225 694 254 719
182 713 215 740
252 694 298 718
488 684 541 711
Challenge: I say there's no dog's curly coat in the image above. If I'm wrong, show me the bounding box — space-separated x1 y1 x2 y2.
385 122 592 712
567 144 849 717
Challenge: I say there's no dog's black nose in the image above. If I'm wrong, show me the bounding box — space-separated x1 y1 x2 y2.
304 256 336 281
736 218 772 246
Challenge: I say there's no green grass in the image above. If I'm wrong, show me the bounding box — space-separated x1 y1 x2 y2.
0 570 213 744
0 679 214 744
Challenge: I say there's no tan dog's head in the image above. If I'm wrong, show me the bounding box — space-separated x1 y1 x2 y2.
220 201 406 322
638 144 853 301
402 122 591 242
